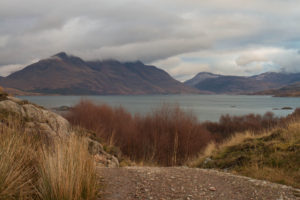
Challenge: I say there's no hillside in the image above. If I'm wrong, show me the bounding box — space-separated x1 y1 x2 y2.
0 52 198 95
185 72 300 94
255 82 300 97
194 117 300 189
184 72 223 87
3 87 42 96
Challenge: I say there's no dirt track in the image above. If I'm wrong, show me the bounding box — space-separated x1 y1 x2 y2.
98 167 300 200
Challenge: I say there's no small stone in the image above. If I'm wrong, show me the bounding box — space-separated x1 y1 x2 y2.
209 187 216 191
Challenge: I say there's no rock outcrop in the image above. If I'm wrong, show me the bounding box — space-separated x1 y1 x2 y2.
88 139 119 168
0 94 119 167
0 96 71 137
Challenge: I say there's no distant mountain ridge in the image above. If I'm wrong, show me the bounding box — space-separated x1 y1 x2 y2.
254 82 300 97
184 72 222 87
0 52 198 95
184 71 300 94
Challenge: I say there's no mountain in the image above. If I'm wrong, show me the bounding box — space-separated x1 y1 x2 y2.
184 72 300 94
184 72 222 87
3 87 41 96
0 52 199 95
255 82 300 97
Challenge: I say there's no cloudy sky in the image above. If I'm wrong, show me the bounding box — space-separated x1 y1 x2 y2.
1 0 300 81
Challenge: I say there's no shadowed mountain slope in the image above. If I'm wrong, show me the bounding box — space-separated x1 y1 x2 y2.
185 72 300 94
255 82 300 97
0 52 198 95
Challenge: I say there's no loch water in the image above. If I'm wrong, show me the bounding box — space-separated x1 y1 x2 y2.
19 95 300 122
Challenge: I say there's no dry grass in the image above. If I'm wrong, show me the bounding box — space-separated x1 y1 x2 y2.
0 121 37 200
188 131 269 167
0 116 99 200
218 130 267 150
193 119 300 188
37 135 99 200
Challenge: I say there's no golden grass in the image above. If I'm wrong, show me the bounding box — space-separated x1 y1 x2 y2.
0 116 99 200
192 119 300 188
37 135 99 200
0 124 37 200
190 128 276 166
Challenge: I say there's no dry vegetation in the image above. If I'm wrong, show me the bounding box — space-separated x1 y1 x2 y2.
192 115 300 188
66 100 300 166
66 101 212 166
0 117 99 200
3 96 298 199
0 120 37 199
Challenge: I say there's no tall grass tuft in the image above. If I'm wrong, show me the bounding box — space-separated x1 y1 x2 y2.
0 115 99 200
37 135 99 200
0 121 37 200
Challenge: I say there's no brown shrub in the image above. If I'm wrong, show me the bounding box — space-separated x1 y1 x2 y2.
66 101 212 166
132 104 212 165
203 112 282 142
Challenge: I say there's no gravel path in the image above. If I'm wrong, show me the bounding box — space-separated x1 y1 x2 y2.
98 167 300 200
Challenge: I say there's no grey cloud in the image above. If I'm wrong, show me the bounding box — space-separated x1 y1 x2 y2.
1 0 300 78
0 64 26 77
235 54 267 67
271 50 300 73
81 37 212 63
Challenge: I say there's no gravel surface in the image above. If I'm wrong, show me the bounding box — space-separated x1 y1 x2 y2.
98 167 300 200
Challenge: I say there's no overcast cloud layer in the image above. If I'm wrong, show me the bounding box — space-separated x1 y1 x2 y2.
0 0 300 81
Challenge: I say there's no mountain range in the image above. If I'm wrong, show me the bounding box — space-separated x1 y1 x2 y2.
1 52 299 96
0 52 198 95
254 82 300 97
184 72 300 95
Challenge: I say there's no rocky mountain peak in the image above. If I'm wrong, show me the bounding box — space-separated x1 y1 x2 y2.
53 52 69 59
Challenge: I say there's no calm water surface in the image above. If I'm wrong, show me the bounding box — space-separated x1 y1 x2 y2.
18 95 300 122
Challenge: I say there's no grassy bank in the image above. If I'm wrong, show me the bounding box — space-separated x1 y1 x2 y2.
192 120 300 188
0 118 99 200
